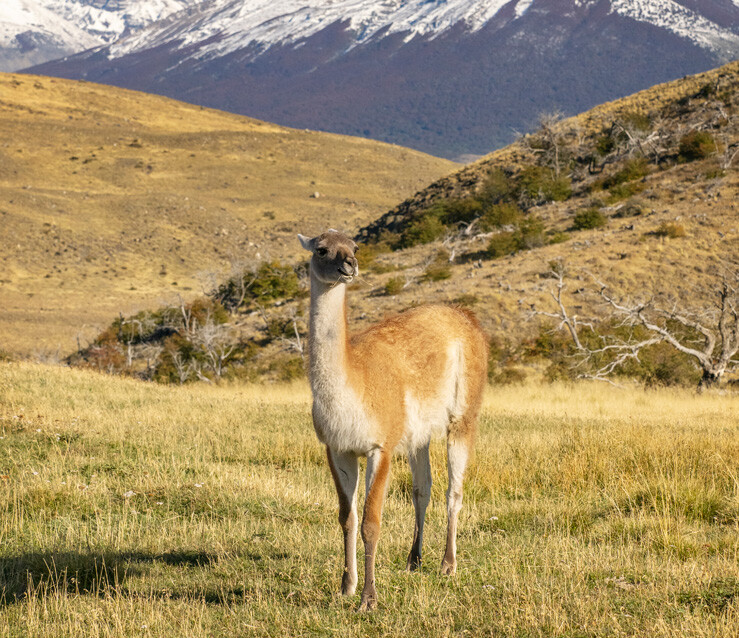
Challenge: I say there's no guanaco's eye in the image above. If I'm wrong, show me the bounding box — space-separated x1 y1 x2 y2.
317 247 328 257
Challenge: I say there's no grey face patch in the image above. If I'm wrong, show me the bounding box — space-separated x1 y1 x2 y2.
301 230 359 285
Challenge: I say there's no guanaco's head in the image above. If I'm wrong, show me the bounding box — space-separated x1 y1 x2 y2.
298 229 359 285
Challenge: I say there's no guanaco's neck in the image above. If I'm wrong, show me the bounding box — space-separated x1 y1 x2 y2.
308 275 351 387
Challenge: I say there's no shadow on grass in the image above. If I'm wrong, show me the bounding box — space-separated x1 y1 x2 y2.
0 549 266 605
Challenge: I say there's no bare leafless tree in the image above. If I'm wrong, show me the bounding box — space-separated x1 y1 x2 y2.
170 349 194 384
520 112 571 178
597 275 739 387
190 314 236 380
442 219 490 263
530 262 739 387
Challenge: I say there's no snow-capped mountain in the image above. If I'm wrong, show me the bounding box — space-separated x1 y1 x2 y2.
0 0 187 71
17 0 739 158
105 0 739 63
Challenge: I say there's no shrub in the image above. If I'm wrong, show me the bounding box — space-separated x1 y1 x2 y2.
620 111 652 132
480 202 522 230
514 216 546 249
602 157 650 189
519 166 572 203
439 198 484 225
489 366 527 385
383 277 405 295
355 244 394 273
355 244 379 271
606 181 645 203
678 131 716 162
547 231 570 245
83 332 125 374
620 342 700 387
479 168 515 204
268 356 305 382
572 207 607 230
248 261 300 303
613 200 646 218
422 252 452 281
400 213 447 248
653 222 686 238
215 261 299 310
487 231 518 259
452 294 479 307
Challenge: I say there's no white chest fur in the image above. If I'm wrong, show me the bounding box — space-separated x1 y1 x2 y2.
308 280 378 454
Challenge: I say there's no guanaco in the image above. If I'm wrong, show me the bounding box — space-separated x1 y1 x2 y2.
298 229 488 611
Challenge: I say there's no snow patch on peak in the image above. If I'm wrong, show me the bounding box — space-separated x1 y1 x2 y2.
514 0 534 18
109 0 526 61
0 0 98 48
610 0 739 61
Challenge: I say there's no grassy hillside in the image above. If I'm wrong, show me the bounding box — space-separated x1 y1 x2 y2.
0 73 455 357
361 61 739 234
80 62 739 387
1 361 738 635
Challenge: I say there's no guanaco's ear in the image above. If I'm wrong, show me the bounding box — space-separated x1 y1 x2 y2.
297 234 315 252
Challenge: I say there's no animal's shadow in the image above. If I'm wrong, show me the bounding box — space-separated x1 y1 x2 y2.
0 549 282 605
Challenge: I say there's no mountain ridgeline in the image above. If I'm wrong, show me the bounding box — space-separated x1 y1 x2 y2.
22 0 739 159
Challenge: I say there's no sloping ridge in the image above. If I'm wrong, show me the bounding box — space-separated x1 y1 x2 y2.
358 60 739 240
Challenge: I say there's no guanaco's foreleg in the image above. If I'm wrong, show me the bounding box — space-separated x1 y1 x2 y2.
359 448 391 611
327 447 359 595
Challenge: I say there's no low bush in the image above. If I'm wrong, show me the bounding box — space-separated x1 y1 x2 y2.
489 366 527 385
613 200 646 218
620 342 701 387
452 294 479 307
678 131 716 162
518 166 571 204
383 277 405 295
214 261 299 310
653 222 686 238
400 213 447 248
267 355 305 382
487 231 518 259
606 181 645 203
480 202 522 230
439 198 484 225
601 157 650 189
547 231 570 244
514 215 546 249
422 252 453 281
479 167 516 204
572 208 607 230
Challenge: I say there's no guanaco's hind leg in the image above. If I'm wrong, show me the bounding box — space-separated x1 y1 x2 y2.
359 448 392 611
441 435 471 575
326 447 359 596
406 443 432 571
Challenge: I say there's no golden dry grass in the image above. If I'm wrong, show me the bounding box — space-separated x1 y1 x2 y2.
0 73 454 356
334 159 739 358
1 362 738 636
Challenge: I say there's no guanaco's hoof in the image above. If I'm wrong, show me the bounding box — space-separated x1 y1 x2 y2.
406 553 422 572
440 560 456 576
357 591 377 612
341 574 357 596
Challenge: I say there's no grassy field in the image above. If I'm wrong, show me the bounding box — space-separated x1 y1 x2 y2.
1 362 738 636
